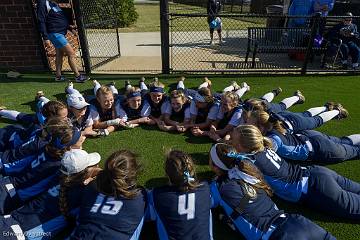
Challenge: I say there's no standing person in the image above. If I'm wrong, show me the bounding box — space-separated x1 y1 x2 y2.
36 0 87 82
207 0 222 45
148 150 213 240
69 150 146 240
209 143 335 240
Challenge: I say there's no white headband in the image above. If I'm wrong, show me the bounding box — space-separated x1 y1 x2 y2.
194 92 206 103
210 144 229 171
228 168 261 185
210 144 261 185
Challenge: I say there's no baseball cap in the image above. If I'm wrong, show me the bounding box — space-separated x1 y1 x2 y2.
61 149 101 175
67 93 90 109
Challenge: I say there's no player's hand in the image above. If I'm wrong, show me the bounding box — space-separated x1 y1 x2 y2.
69 25 77 36
176 125 187 132
191 127 204 136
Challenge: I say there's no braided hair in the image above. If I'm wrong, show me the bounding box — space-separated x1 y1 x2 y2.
165 150 201 192
96 150 142 199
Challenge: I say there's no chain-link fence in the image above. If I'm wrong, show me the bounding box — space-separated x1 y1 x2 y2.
168 4 360 74
79 0 121 70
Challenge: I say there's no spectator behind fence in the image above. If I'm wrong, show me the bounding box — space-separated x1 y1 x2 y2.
207 0 223 45
37 0 87 82
328 12 360 69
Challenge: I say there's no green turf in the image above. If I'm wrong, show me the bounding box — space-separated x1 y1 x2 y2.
0 74 359 239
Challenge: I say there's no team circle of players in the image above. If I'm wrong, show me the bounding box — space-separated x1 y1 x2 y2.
0 77 359 240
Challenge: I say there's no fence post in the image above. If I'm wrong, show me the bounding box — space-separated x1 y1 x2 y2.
160 0 170 74
301 13 321 75
73 0 91 75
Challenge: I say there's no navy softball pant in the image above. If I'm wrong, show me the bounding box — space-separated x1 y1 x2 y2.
263 101 287 113
302 130 360 164
269 213 335 240
279 111 323 133
301 166 360 219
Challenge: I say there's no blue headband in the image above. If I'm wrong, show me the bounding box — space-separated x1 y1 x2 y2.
226 152 254 164
127 92 141 99
54 128 81 149
149 86 164 93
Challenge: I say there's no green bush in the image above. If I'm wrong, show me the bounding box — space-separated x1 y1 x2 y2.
81 0 138 28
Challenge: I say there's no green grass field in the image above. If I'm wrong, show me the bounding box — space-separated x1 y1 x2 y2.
0 74 359 239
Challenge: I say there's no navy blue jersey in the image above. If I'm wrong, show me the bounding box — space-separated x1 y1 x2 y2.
267 129 312 161
196 101 220 123
150 182 212 240
120 101 145 121
210 180 283 240
89 98 115 121
0 179 84 240
37 0 69 40
217 106 242 129
70 183 146 240
169 102 191 123
68 107 91 131
252 149 308 202
145 94 168 118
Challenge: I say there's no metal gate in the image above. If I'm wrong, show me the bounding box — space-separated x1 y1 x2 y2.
76 0 121 72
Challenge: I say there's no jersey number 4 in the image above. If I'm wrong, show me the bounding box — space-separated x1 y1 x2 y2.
90 194 123 215
178 193 195 220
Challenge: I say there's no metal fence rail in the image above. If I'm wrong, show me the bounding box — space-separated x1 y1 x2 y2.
78 0 121 71
167 10 360 74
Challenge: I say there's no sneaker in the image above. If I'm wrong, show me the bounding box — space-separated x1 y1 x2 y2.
240 82 250 92
0 106 6 111
272 87 282 97
35 90 45 102
179 76 186 82
125 80 132 91
75 74 87 83
294 90 305 104
203 77 212 88
108 81 116 87
324 101 336 111
153 77 159 83
334 103 349 119
65 81 73 94
230 81 240 91
209 40 214 46
352 63 359 70
92 79 99 87
55 75 66 82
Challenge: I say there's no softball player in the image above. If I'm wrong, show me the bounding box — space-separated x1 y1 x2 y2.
247 110 360 164
209 143 335 240
0 148 101 240
229 125 360 219
0 118 82 214
148 150 213 240
69 150 146 240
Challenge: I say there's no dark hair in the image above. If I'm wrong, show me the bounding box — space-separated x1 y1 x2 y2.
96 150 142 199
44 117 75 160
213 143 273 196
41 100 67 119
165 150 201 192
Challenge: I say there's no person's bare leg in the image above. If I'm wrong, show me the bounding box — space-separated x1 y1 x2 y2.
55 48 64 77
62 44 80 77
218 29 222 43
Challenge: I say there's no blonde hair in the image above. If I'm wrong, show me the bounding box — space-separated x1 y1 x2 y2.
170 89 188 102
243 99 268 112
96 86 113 99
165 150 201 192
233 125 273 153
96 150 142 199
214 143 273 196
247 110 287 135
222 92 240 108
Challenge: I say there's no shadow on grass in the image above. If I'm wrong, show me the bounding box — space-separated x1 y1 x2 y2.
184 132 213 144
190 152 210 165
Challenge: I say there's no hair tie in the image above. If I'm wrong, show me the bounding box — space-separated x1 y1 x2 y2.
226 152 254 164
183 171 195 183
